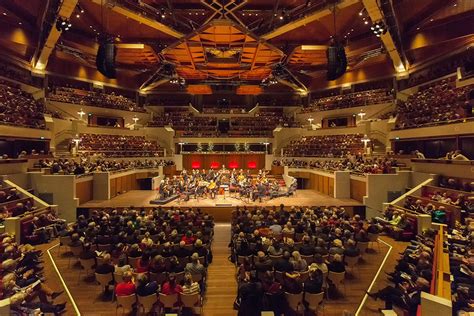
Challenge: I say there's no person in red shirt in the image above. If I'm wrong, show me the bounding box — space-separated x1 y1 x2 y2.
180 230 195 245
161 273 183 295
115 271 136 296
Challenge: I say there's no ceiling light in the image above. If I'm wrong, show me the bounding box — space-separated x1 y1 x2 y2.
18 22 22 25
359 12 362 16
2 12 7 16
61 21 66 26
80 9 84 13
364 21 368 24
76 14 80 18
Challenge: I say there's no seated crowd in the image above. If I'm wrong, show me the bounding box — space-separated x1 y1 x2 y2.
367 221 474 315
0 234 68 314
283 134 365 157
148 107 295 137
0 80 46 129
78 134 164 158
62 207 214 311
229 205 379 315
48 86 145 112
277 154 398 174
35 158 173 175
302 88 393 113
395 77 473 129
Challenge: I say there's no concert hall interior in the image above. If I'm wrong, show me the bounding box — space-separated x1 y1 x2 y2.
0 0 473 315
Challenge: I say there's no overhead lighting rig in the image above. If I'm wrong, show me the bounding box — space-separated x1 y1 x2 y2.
371 20 387 37
56 17 72 32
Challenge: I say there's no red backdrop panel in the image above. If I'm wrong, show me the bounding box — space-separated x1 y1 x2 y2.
183 153 265 173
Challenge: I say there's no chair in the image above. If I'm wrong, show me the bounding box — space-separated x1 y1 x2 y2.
322 271 328 291
149 272 168 285
301 255 314 265
57 236 71 255
269 255 282 265
137 293 158 315
356 241 369 259
274 271 284 283
158 293 179 313
304 292 324 315
327 271 346 299
68 244 83 267
128 256 140 269
285 292 304 314
368 233 380 252
95 272 114 297
113 272 124 284
299 270 310 284
344 255 360 274
191 273 204 284
180 293 203 315
97 244 112 252
237 255 252 266
78 258 96 283
115 294 136 315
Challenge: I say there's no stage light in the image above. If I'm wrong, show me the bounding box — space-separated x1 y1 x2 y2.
247 161 257 169
372 20 387 37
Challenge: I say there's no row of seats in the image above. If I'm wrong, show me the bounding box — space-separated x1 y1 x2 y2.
230 205 382 315
282 134 365 157
0 80 46 129
302 88 393 112
395 77 472 129
48 86 145 112
78 134 164 157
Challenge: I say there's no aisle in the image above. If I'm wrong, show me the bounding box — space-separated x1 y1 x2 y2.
202 223 238 316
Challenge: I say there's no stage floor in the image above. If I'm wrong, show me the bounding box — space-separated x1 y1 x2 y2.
79 189 362 209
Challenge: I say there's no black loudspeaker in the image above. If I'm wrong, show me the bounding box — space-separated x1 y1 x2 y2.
96 41 116 78
326 43 347 81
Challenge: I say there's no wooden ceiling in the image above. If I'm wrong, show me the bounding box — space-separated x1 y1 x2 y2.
0 0 472 92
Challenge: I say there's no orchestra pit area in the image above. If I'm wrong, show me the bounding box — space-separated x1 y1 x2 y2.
0 1 473 316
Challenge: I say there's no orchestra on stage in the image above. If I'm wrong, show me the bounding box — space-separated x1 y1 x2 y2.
158 166 297 202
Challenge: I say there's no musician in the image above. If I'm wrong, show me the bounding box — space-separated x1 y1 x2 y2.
207 180 217 199
270 181 281 199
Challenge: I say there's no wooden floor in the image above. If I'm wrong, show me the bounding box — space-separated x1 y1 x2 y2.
41 225 408 316
79 190 362 209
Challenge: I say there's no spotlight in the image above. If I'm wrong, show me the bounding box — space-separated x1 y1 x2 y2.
76 14 80 18
372 20 387 37
56 17 72 32
61 21 66 26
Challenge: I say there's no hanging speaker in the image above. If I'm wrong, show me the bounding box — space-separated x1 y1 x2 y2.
96 40 116 79
326 43 347 81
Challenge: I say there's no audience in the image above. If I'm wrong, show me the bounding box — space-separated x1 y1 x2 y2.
78 134 164 158
0 80 46 129
395 77 472 129
48 86 145 112
283 134 365 157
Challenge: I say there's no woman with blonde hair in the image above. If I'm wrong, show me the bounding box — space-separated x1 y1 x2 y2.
290 251 308 272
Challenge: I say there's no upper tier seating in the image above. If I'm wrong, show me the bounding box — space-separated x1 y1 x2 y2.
279 156 398 174
283 134 365 157
78 134 164 157
395 77 473 129
48 86 145 112
302 88 393 113
148 107 295 137
0 80 46 129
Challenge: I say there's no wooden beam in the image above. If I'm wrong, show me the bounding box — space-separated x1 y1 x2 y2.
32 0 79 70
89 0 183 39
261 0 359 40
362 0 406 72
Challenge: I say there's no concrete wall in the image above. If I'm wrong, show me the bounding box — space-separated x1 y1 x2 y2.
334 171 351 199
388 121 474 140
29 173 78 222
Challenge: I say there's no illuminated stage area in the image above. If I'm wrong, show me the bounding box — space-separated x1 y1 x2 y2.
79 189 363 221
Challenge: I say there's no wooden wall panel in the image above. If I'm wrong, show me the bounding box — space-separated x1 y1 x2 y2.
76 180 93 205
350 179 366 202
110 178 117 198
329 178 334 196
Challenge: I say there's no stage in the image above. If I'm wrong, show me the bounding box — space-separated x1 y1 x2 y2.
79 190 363 221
